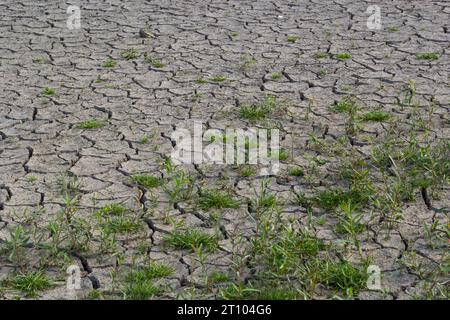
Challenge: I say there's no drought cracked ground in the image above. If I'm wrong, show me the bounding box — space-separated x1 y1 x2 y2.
0 0 449 300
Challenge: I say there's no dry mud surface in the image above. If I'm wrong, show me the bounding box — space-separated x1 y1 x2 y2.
0 1 449 300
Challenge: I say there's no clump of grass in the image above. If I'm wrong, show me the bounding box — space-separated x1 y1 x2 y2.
220 283 304 300
27 175 38 183
199 190 239 210
76 119 104 129
144 53 165 68
335 53 352 60
240 54 257 70
209 76 227 82
289 167 304 177
239 95 277 121
330 98 358 114
94 203 142 234
277 149 289 161
416 53 440 61
271 72 282 80
314 51 328 59
107 216 143 234
256 194 277 209
314 259 369 294
126 263 174 282
123 280 161 300
254 226 326 275
360 111 391 122
387 26 399 33
208 271 229 284
33 57 44 64
1 225 30 263
318 68 327 77
335 219 365 235
96 203 126 216
191 92 203 102
238 165 255 177
195 77 206 84
311 188 372 211
164 229 218 251
139 135 149 144
103 58 117 68
42 87 55 97
287 35 299 43
132 174 163 189
121 48 140 60
10 271 52 297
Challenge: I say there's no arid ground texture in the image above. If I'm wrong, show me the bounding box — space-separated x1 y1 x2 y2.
0 0 449 300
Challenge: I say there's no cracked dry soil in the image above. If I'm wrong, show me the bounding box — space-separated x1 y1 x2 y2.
0 0 449 300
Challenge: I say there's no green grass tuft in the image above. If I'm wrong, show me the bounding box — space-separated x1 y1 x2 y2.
11 271 52 297
335 53 352 60
42 87 55 97
360 111 391 122
132 174 163 189
76 119 104 129
416 53 440 61
103 58 117 68
199 189 239 210
121 48 140 60
164 229 218 251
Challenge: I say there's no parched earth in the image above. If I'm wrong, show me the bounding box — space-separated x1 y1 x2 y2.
0 0 449 300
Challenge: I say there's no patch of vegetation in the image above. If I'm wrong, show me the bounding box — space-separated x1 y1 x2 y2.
165 169 195 202
209 76 227 82
311 188 372 211
387 27 399 33
96 203 126 217
195 77 206 84
331 99 358 114
95 203 142 235
262 228 326 275
76 119 105 129
42 87 55 97
1 225 30 263
121 48 140 60
416 53 440 61
144 53 165 68
27 175 37 183
287 35 299 43
241 54 257 70
360 111 391 122
238 165 256 177
132 174 163 189
104 215 142 234
10 271 52 297
313 259 369 294
314 51 328 59
164 229 218 251
123 279 161 300
220 283 304 300
126 263 174 282
191 92 203 102
335 53 352 60
271 72 282 80
318 68 328 77
239 95 277 122
139 135 150 144
208 271 230 284
199 189 239 210
289 167 304 177
103 58 117 68
32 57 44 64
